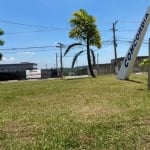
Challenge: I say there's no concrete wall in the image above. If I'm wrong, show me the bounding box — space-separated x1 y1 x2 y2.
96 64 115 75
41 69 58 78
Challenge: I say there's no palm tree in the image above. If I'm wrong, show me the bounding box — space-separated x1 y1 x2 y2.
0 29 4 60
65 9 102 77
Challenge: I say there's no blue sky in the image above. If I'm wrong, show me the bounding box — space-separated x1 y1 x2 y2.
0 0 150 69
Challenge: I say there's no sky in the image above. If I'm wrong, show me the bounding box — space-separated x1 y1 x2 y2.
0 0 150 69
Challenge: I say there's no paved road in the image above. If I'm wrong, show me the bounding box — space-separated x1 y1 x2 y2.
64 75 89 79
0 75 90 83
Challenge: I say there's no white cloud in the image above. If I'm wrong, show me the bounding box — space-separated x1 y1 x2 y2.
2 56 16 62
20 51 35 55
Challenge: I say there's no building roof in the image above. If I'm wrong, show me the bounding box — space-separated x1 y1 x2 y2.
0 62 37 66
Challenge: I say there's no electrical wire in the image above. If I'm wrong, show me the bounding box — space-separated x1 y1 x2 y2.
0 19 59 29
0 45 57 51
5 29 68 35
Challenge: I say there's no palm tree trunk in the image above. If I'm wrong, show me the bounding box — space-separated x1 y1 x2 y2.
87 38 96 77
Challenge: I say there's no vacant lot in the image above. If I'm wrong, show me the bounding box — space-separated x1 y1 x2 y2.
0 74 150 150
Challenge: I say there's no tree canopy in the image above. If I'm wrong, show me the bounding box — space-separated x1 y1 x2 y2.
0 29 4 46
66 9 102 77
69 9 101 48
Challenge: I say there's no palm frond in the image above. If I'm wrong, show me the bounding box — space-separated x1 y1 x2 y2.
64 43 82 56
90 49 96 66
0 40 4 46
72 50 84 68
0 29 4 35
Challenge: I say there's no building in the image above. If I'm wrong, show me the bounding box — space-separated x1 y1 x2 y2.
0 62 38 80
0 62 37 72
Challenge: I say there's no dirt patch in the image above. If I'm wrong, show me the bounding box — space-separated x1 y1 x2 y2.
72 104 122 122
1 121 42 144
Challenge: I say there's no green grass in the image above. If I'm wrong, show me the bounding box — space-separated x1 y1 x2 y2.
0 74 150 150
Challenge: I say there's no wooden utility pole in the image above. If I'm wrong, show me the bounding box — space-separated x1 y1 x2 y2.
148 38 150 90
97 53 99 65
112 21 118 74
56 53 59 76
56 43 64 78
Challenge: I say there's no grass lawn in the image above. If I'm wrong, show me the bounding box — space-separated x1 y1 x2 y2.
0 74 150 150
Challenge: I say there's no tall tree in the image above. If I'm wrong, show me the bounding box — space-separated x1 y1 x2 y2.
65 9 102 77
0 29 4 60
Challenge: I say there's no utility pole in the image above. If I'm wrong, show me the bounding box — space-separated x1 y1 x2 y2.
112 20 118 74
56 53 59 76
97 53 99 65
56 43 64 78
97 53 99 74
148 38 150 90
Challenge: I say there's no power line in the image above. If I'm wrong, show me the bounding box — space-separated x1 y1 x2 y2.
5 29 68 35
118 20 141 24
0 19 58 29
1 49 54 53
0 45 57 51
0 41 110 51
2 19 150 36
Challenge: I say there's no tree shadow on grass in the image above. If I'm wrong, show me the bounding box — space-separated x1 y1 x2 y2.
124 79 146 91
127 79 144 84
